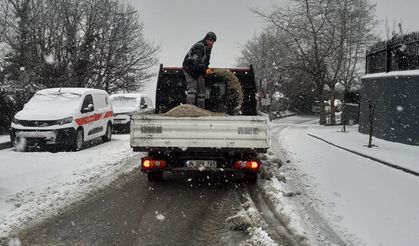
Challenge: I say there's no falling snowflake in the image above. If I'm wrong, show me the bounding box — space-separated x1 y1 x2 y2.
396 106 404 112
44 54 55 64
155 211 166 221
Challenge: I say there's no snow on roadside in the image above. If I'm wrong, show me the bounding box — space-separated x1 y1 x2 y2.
240 227 278 246
0 135 10 144
307 125 419 173
276 124 419 246
0 135 141 240
259 176 310 245
226 195 277 246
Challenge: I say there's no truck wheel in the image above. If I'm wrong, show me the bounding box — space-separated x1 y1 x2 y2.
244 173 258 184
72 129 84 151
102 123 112 142
147 171 163 182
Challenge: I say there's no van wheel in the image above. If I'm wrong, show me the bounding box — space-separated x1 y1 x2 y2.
244 173 258 184
72 129 84 151
102 123 112 142
14 137 27 152
147 171 163 182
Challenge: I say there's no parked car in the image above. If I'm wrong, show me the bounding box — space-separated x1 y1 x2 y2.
10 88 113 151
110 93 154 133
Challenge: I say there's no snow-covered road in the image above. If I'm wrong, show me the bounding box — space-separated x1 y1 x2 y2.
0 135 140 239
1 115 418 246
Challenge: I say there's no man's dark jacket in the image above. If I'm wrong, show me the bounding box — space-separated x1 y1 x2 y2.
182 39 212 79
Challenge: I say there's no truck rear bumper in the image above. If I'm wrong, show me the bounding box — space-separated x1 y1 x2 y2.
151 167 238 172
132 147 268 153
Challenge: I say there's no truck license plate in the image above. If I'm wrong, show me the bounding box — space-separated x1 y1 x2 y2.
186 160 217 168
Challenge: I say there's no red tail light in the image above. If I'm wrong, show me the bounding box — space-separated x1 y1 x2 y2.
234 160 260 171
141 158 167 170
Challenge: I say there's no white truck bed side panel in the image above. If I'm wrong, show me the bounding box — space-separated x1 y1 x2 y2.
130 115 269 150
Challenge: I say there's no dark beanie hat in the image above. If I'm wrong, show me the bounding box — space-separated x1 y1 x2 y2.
205 32 217 41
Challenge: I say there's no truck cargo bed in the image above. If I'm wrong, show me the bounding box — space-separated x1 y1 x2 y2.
130 114 269 153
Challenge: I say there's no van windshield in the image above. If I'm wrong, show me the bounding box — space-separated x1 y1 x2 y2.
26 92 82 111
111 96 137 107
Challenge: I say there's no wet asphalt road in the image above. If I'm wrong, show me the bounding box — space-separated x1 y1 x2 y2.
17 172 248 246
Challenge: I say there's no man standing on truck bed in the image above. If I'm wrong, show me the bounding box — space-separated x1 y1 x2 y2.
182 31 217 109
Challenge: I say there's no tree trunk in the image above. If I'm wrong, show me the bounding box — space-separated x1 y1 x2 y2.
341 102 347 132
319 99 327 125
367 100 374 148
330 85 336 125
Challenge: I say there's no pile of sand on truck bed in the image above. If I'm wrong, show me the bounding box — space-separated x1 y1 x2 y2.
163 104 227 117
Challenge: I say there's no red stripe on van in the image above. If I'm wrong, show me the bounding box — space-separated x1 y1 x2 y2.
103 111 113 119
75 111 113 126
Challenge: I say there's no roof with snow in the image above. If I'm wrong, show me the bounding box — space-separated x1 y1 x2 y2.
362 69 419 79
109 93 150 98
36 88 108 96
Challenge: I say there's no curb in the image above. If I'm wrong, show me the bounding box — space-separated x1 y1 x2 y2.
269 113 297 121
307 134 419 177
279 113 297 119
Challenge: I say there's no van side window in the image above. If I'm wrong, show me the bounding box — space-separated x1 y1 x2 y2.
82 94 94 110
93 94 107 109
145 97 153 108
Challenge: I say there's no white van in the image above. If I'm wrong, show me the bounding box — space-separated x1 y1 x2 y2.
10 88 113 151
110 93 154 133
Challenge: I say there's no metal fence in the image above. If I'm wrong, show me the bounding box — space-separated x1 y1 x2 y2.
366 32 419 74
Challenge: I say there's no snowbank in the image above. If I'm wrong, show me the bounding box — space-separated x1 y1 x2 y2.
0 135 141 239
0 135 10 144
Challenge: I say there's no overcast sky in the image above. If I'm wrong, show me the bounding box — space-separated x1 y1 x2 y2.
132 0 419 96
133 0 419 67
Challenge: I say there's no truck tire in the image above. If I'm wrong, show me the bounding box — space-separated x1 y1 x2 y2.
244 173 258 184
147 171 163 182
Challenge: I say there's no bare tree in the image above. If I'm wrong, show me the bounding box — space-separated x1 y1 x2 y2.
0 0 158 92
0 0 159 131
237 28 317 114
254 0 340 124
326 0 377 125
363 91 384 148
253 0 377 125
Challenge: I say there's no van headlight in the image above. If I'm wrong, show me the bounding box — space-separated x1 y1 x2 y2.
58 117 73 125
12 117 20 125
